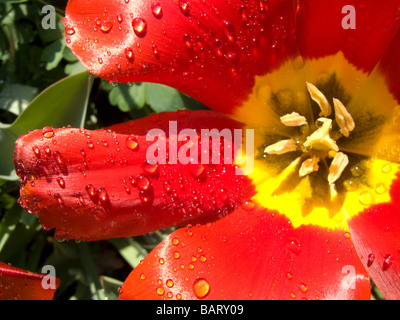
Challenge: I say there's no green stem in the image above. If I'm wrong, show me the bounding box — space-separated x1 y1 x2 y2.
78 242 106 300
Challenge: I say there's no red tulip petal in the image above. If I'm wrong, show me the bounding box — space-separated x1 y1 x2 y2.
378 28 400 104
14 111 255 241
346 170 400 300
63 0 297 115
119 204 370 300
297 0 400 72
0 262 59 300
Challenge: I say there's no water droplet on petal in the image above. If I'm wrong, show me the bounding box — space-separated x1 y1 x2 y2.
126 136 138 150
53 151 64 165
367 253 375 267
86 184 97 198
189 163 204 178
86 140 95 149
33 146 41 158
142 161 158 175
359 190 373 206
152 44 160 58
298 283 308 293
98 58 103 64
222 21 235 42
125 47 134 62
156 287 165 296
98 188 109 203
132 18 147 37
135 175 151 191
193 278 210 299
241 199 255 211
382 163 392 173
42 127 54 138
286 237 301 255
179 0 190 15
109 81 119 88
164 181 173 194
382 254 393 271
117 14 123 23
57 177 66 189
65 26 75 35
166 279 174 288
54 193 63 205
350 165 363 177
151 3 163 18
375 183 387 194
101 20 113 33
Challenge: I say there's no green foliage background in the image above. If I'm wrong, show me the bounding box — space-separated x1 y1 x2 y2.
0 0 384 300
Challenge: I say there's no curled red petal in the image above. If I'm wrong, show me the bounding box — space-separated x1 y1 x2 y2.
14 111 255 241
0 262 60 300
119 204 370 300
347 170 400 300
297 0 400 72
63 0 297 115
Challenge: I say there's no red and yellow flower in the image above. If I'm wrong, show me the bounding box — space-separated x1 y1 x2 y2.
14 0 400 299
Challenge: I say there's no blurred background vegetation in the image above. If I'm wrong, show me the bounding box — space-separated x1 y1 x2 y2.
0 0 384 300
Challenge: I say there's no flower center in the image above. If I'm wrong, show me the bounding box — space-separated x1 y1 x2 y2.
263 81 356 199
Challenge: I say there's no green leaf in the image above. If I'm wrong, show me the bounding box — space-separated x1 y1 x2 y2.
0 83 38 116
38 18 64 44
0 203 21 253
100 276 123 300
109 83 146 112
41 37 66 70
62 46 78 63
108 237 148 269
64 60 87 76
0 71 94 180
145 83 186 112
108 82 190 113
0 0 29 3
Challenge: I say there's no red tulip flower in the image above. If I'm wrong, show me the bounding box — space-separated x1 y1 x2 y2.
14 0 400 299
